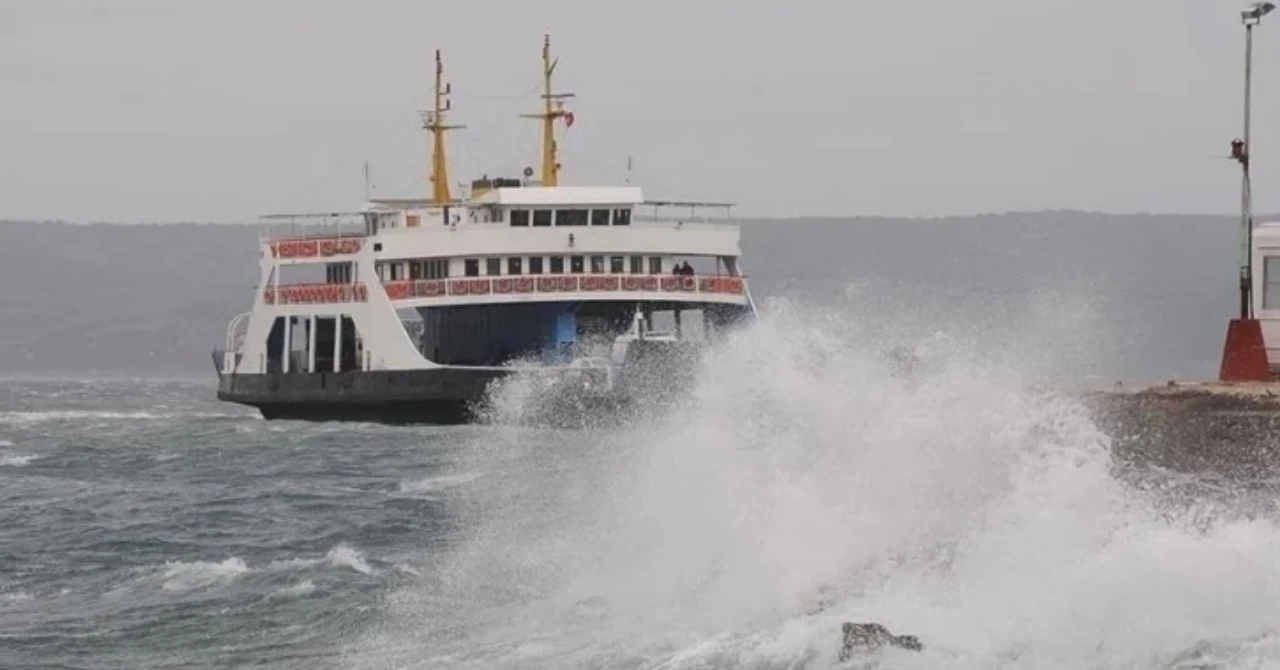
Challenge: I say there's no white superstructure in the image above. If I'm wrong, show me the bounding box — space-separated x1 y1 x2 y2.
218 36 756 383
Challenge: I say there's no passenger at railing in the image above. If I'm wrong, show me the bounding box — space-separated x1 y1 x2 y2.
674 261 694 276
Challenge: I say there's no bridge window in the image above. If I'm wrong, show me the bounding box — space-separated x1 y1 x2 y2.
465 259 479 277
1267 257 1280 309
508 257 522 275
591 209 610 226
409 260 447 280
529 256 544 274
533 209 552 227
648 256 663 274
590 256 605 273
486 258 501 276
613 208 632 225
414 260 450 280
556 209 588 226
510 209 530 227
610 256 624 273
425 259 448 279
327 263 353 284
630 256 643 274
570 255 584 273
550 256 564 274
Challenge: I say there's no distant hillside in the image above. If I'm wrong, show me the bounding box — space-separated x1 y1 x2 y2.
0 222 258 376
0 212 1242 380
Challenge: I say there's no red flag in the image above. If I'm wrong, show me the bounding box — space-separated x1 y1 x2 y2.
564 111 575 128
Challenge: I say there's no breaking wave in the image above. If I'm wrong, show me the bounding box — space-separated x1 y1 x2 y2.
345 297 1280 669
161 557 250 592
150 544 374 594
0 453 37 467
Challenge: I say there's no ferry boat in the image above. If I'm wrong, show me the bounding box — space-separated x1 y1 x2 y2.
213 36 758 424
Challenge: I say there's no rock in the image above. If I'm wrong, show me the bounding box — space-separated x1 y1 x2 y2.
883 346 918 379
568 595 609 620
839 622 923 660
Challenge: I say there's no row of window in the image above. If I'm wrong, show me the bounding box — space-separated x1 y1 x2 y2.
509 208 632 228
377 255 670 282
463 255 663 277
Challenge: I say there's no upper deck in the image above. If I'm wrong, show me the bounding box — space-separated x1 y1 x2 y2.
262 186 744 262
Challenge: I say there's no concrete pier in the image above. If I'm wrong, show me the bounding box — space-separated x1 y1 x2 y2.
1081 381 1280 477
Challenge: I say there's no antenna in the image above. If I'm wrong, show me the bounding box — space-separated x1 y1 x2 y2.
520 35 575 186
1234 3 1274 318
422 49 465 203
363 160 371 200
625 155 633 184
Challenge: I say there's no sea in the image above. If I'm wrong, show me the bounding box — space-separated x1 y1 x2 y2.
4 215 1280 668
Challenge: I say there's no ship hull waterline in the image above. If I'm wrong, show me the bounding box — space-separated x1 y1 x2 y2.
216 366 648 426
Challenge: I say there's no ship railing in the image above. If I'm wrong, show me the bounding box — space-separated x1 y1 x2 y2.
259 211 369 241
265 236 366 260
263 283 371 305
265 230 368 241
632 200 737 226
218 312 253 374
630 215 740 226
225 312 252 353
379 273 748 300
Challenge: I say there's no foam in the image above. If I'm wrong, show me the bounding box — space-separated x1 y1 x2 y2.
346 298 1280 669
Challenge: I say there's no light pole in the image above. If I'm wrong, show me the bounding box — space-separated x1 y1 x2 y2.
1236 2 1275 319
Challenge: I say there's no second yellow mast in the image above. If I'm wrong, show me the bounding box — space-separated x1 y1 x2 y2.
521 35 574 187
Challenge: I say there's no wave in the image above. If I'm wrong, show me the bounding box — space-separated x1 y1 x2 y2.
267 544 375 576
344 296 1280 669
396 473 483 497
152 544 374 594
0 409 249 426
161 557 250 592
0 453 37 467
270 579 317 600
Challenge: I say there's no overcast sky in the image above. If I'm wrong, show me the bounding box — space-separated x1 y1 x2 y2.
0 0 1274 222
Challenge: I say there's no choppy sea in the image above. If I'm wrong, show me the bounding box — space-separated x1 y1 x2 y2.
4 302 1280 669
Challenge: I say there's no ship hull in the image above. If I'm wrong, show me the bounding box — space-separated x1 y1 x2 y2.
217 339 710 426
217 368 510 424
216 365 651 426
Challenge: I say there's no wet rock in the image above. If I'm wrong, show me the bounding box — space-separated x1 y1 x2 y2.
839 622 923 661
883 346 919 380
569 595 609 621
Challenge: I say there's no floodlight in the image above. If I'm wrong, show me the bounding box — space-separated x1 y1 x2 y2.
1243 2 1276 25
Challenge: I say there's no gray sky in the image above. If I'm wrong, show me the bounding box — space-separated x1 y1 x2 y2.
0 0 1273 221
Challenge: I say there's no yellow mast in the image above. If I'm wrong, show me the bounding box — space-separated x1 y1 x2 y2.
520 34 574 186
422 49 464 203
